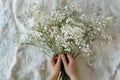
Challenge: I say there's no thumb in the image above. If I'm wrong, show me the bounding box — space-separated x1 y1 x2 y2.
61 54 68 67
56 55 61 66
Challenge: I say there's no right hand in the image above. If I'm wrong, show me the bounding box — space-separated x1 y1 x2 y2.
61 54 79 80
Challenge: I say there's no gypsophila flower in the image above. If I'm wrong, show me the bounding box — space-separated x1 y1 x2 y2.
21 2 112 56
19 2 112 80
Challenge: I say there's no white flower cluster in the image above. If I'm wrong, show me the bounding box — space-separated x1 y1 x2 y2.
21 2 112 58
55 24 84 52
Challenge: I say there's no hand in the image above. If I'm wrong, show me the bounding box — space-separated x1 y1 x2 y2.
48 54 61 80
61 54 79 80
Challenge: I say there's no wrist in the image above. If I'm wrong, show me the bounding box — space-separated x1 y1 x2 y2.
48 74 58 80
70 74 79 80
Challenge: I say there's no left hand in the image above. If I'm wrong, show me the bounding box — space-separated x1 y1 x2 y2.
48 54 61 80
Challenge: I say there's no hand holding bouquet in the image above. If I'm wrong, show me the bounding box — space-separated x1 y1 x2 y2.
48 54 79 80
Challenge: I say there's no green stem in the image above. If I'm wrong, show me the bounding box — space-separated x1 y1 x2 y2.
59 60 70 80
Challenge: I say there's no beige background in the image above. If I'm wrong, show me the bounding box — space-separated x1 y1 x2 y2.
0 0 120 80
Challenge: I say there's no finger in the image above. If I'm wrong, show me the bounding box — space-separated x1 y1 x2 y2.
61 54 68 66
51 54 57 65
67 54 74 62
56 55 61 66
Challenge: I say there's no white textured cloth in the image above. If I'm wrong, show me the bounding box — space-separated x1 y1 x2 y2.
0 0 120 80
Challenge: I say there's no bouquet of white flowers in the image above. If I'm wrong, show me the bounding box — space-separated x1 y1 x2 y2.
20 2 111 80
